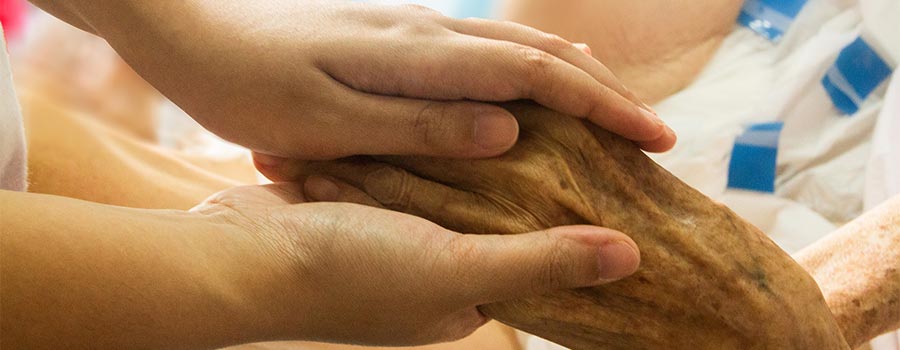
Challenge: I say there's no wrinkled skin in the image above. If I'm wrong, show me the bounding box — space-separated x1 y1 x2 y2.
294 102 849 349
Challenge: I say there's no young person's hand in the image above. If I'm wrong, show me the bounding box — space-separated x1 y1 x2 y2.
1 183 638 349
194 182 640 345
32 0 674 159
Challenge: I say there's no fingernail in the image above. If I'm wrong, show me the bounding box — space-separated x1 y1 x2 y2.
597 241 640 282
641 102 658 116
254 153 286 168
573 43 592 56
304 176 340 201
640 106 666 128
474 113 518 150
665 125 677 141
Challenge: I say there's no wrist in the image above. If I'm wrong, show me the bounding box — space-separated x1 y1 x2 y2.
191 204 319 344
1 191 279 349
132 208 270 348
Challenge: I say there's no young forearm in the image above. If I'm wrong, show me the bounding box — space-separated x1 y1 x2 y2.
26 1 96 33
27 0 202 35
794 195 900 348
0 191 271 349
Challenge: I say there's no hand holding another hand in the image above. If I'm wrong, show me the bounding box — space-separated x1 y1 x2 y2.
83 1 673 160
194 182 639 346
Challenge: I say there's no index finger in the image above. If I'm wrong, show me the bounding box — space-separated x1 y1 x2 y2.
449 19 676 151
450 18 649 110
486 40 668 143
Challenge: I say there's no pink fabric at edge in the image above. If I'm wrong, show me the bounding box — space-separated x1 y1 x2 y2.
0 0 27 43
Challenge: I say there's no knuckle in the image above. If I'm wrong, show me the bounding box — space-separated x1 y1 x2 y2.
444 235 483 264
401 21 444 36
434 235 485 284
514 46 556 96
199 191 247 214
412 102 453 150
496 19 520 27
394 6 446 35
455 17 481 26
534 236 573 292
364 167 415 208
399 3 442 17
454 17 491 29
536 33 572 53
520 46 555 73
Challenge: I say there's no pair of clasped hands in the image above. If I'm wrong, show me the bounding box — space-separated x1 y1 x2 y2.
47 0 675 346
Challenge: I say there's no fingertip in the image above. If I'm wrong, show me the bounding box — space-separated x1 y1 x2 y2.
637 107 669 140
384 99 520 159
548 225 640 282
252 152 290 181
472 109 520 155
582 89 668 144
304 175 340 202
597 240 641 282
607 106 670 143
638 125 677 153
252 152 286 168
573 43 592 56
304 171 387 208
547 225 635 248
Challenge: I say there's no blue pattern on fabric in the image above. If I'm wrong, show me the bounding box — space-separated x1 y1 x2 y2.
821 37 894 115
738 0 808 41
727 122 785 193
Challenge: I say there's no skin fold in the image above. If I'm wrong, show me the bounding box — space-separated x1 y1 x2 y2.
291 102 853 349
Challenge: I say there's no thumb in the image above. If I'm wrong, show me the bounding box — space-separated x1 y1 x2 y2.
345 94 521 159
445 226 640 305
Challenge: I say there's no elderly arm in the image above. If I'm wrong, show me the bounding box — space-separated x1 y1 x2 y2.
795 195 900 349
